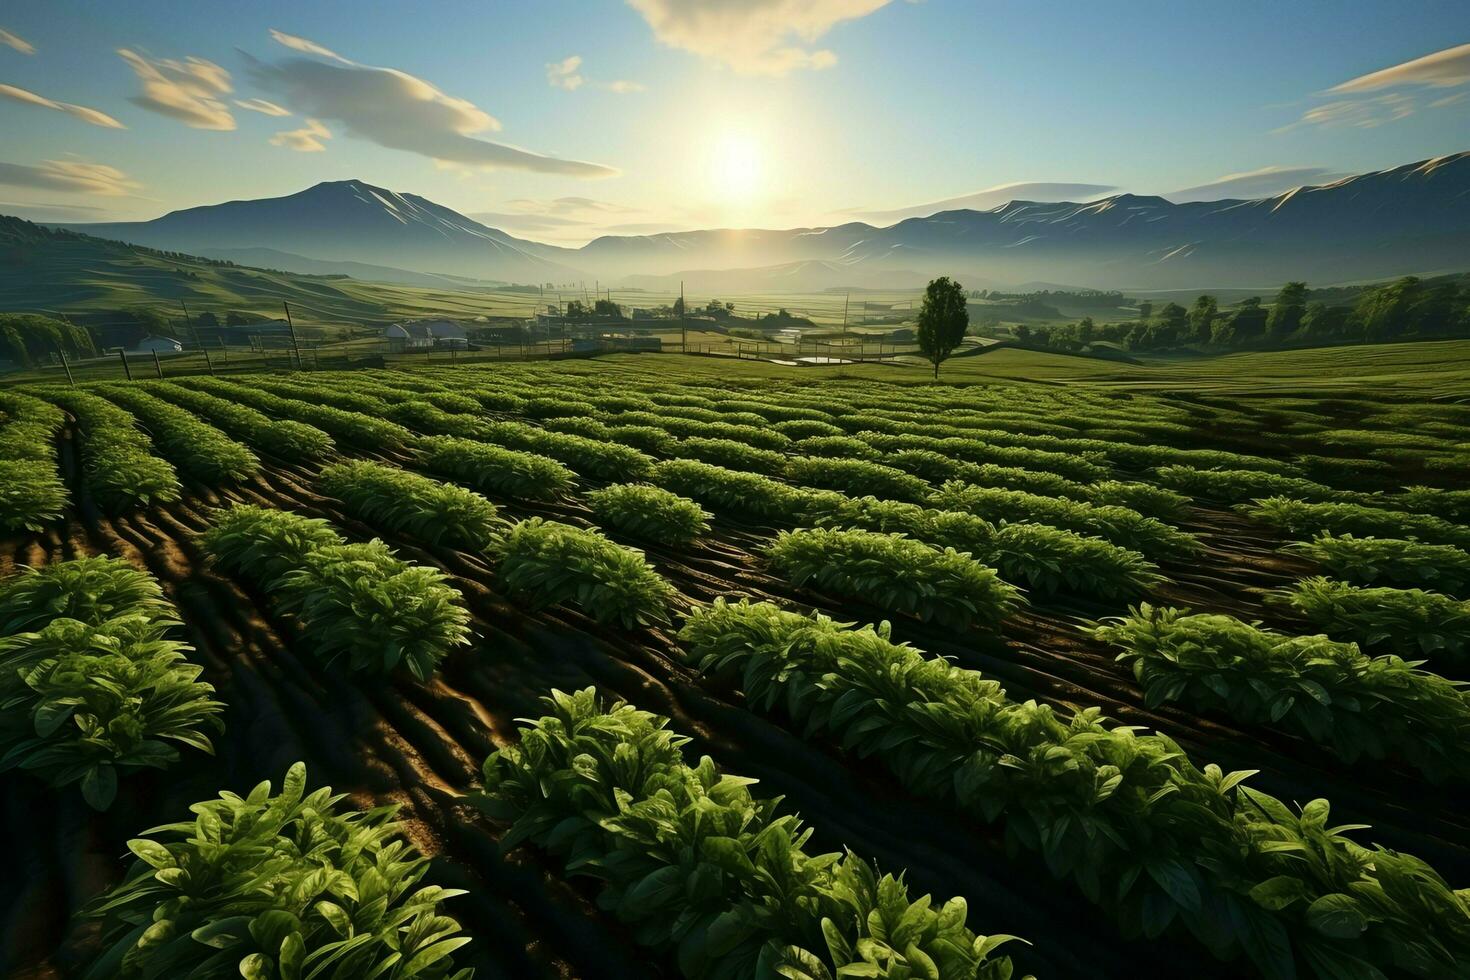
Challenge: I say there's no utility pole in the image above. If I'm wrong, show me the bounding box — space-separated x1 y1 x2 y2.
680 280 686 353
179 300 201 350
283 301 302 370
842 292 850 357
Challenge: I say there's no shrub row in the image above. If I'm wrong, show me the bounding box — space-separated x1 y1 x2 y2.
201 505 469 680
1244 497 1470 549
679 598 1470 980
497 518 674 628
1269 577 1469 669
651 458 805 522
0 392 67 532
478 420 653 482
475 687 1022 979
932 480 1198 559
147 382 333 462
417 435 575 501
318 459 503 551
99 384 259 483
585 483 710 545
765 527 1020 631
1093 603 1470 783
185 378 410 449
43 389 180 512
0 556 221 809
1284 533 1470 597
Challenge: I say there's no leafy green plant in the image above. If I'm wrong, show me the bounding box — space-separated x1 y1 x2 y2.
0 392 68 532
792 434 881 459
496 518 674 628
99 384 259 483
1085 480 1192 522
200 504 343 583
83 761 473 979
276 541 471 680
585 483 711 545
0 555 172 633
652 458 805 522
183 378 410 449
477 420 653 482
319 460 502 551
679 598 1470 980
417 435 575 501
0 614 222 809
475 687 1023 980
1269 577 1470 668
1244 496 1470 548
765 527 1019 630
1093 603 1470 783
1284 533 1470 597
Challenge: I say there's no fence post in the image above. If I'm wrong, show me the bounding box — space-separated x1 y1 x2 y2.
153 349 164 378
59 349 75 386
119 349 133 381
203 347 215 376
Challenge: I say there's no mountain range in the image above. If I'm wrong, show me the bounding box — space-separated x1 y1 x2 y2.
49 151 1470 292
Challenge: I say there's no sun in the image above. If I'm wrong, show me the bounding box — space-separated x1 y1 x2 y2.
709 131 764 204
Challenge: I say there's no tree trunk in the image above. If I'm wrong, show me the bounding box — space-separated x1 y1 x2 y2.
933 358 939 380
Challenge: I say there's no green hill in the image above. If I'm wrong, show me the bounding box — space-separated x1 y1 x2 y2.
0 216 542 326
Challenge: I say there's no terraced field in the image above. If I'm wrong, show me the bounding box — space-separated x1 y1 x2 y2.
2 358 1468 979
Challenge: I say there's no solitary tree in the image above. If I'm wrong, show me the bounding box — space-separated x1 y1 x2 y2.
915 276 969 379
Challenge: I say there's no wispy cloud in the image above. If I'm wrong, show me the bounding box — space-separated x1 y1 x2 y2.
627 0 893 75
0 158 141 196
234 97 291 116
117 48 235 130
1279 43 1470 133
0 27 34 54
1275 93 1416 133
547 54 645 93
546 55 584 90
0 83 125 128
270 117 330 151
1329 43 1470 93
1166 165 1351 202
245 30 617 177
0 199 112 222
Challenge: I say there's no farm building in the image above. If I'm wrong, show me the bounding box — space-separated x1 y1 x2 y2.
383 319 468 352
131 335 183 354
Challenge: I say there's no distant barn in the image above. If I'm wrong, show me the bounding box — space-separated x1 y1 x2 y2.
384 319 468 351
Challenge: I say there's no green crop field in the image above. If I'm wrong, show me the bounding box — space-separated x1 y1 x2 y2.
2 344 1469 980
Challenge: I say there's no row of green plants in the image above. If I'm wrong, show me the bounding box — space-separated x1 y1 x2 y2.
586 483 711 545
1092 603 1470 783
476 420 654 482
652 458 806 522
201 505 470 680
318 460 504 552
147 382 334 463
799 492 1161 599
764 527 1021 630
496 518 675 629
98 384 260 484
476 687 1025 980
1245 497 1470 549
931 480 1199 559
183 377 411 449
0 391 68 533
416 435 575 501
0 556 221 809
1269 577 1469 669
82 761 474 979
1284 534 1470 597
1154 465 1343 505
678 598 1470 980
42 388 181 512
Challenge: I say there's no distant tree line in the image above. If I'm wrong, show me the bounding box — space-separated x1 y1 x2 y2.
1013 275 1470 353
0 313 97 367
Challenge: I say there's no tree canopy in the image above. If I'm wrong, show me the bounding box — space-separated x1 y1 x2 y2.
915 276 969 379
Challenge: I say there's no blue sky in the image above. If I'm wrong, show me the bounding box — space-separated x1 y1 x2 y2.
1 0 1467 243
